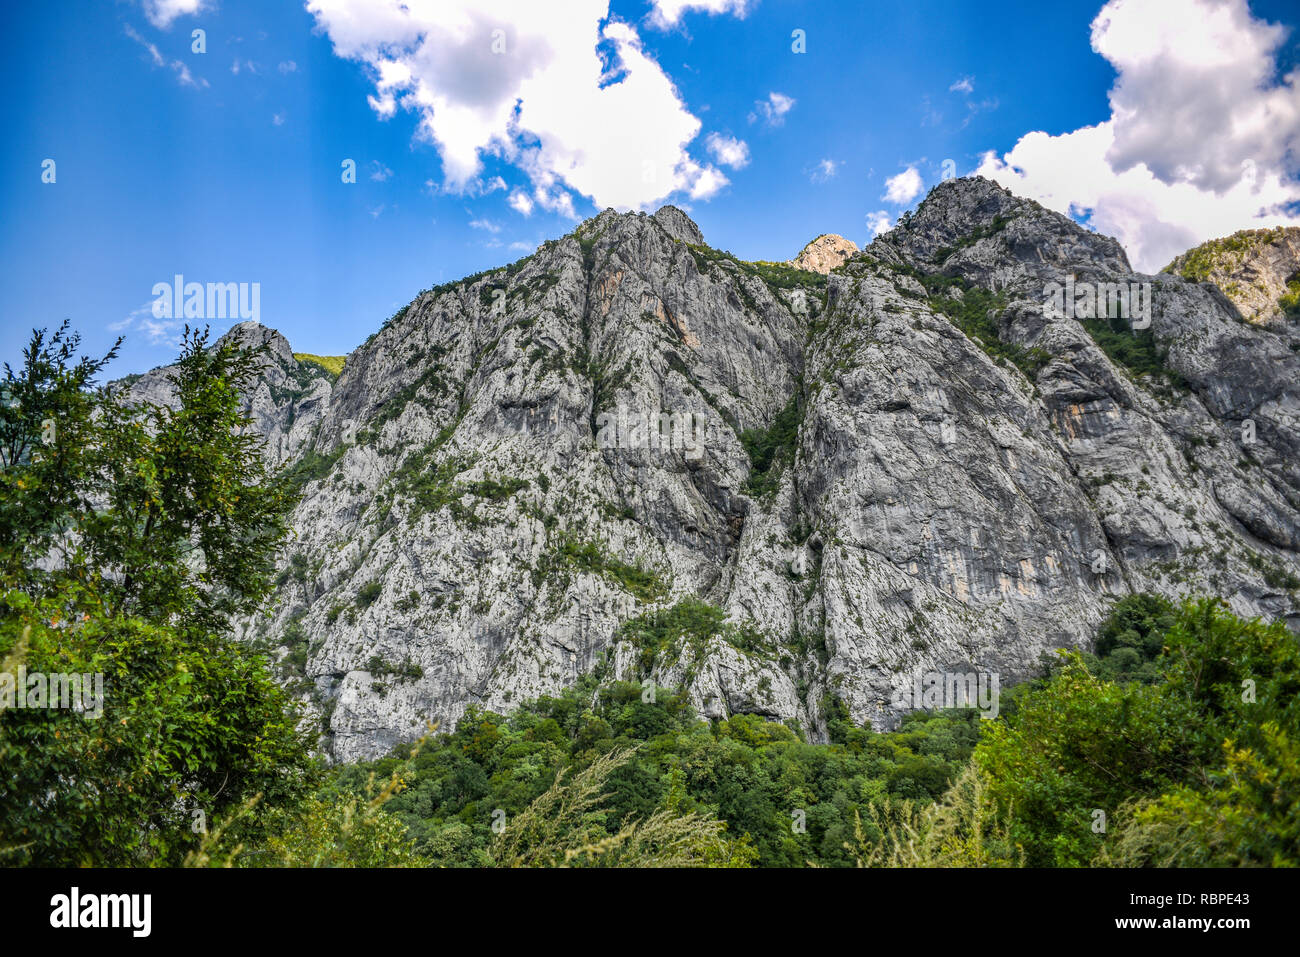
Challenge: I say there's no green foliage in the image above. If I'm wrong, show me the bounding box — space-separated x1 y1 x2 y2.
740 392 802 497
554 538 667 602
293 353 346 378
974 596 1300 867
842 763 1023 867
186 747 430 868
0 321 119 592
357 580 383 608
1279 274 1300 320
685 244 826 298
0 589 314 866
743 260 828 292
928 282 1051 378
1103 721 1300 867
0 325 317 867
280 446 345 497
618 598 775 673
486 747 755 867
1084 593 1174 684
1080 314 1188 391
339 679 980 867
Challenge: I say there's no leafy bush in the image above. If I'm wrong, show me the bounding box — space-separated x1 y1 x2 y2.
740 392 802 497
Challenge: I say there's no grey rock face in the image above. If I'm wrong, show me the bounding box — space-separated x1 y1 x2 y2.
214 177 1296 762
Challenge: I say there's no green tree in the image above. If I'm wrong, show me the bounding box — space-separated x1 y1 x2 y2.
0 325 315 866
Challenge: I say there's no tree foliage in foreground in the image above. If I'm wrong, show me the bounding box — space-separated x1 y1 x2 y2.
1 325 312 866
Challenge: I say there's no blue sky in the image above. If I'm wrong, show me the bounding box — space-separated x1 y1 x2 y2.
3 0 1298 375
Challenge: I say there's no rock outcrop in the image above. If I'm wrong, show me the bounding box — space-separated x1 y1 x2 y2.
1164 227 1300 327
791 233 858 274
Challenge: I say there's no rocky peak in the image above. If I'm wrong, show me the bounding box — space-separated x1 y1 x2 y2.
1164 227 1300 325
115 322 335 468
864 175 1131 280
790 234 858 274
652 205 705 245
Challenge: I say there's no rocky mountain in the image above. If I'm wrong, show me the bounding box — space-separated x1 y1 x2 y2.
790 233 858 274
116 321 338 470
1164 227 1300 327
203 178 1298 763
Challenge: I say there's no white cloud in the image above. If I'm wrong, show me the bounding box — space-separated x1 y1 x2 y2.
509 190 535 215
111 303 185 347
469 217 502 233
883 167 923 204
279 60 298 74
648 0 751 29
865 210 893 240
808 158 839 183
976 0 1300 272
272 112 285 126
749 91 795 127
370 161 393 181
124 25 207 87
949 76 973 94
142 0 207 30
705 132 749 169
686 163 728 199
307 0 728 212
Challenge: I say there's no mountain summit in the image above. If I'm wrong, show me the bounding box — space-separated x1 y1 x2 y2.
790 234 859 274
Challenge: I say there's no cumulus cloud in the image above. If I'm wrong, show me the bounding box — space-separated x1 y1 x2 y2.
865 210 893 240
976 0 1300 272
749 91 795 127
142 0 207 30
648 0 752 29
306 0 729 211
949 76 973 94
883 167 923 204
705 132 749 169
369 161 393 181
